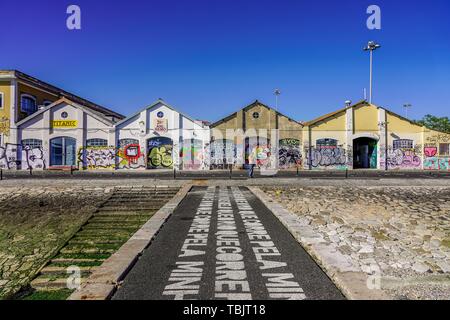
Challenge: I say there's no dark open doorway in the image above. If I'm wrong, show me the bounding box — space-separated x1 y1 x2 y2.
353 137 378 169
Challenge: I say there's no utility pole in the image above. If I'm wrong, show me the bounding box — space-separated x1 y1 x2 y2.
363 41 381 103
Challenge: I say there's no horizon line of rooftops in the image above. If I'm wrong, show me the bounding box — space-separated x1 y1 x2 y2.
1 69 411 128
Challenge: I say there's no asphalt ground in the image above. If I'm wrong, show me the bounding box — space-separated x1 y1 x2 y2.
112 186 344 300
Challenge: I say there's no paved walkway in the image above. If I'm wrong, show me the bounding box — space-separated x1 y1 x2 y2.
112 186 344 300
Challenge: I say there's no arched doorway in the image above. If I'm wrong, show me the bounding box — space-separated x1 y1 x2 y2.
146 137 173 169
353 137 377 169
50 137 76 167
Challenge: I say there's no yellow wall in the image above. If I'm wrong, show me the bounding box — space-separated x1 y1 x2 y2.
17 82 58 121
0 81 11 140
353 104 379 133
386 112 423 134
211 103 303 142
308 111 346 146
278 116 302 141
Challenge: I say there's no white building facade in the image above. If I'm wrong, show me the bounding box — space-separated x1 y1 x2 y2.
15 98 116 170
115 100 210 170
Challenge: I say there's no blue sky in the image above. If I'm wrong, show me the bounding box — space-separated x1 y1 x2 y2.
1 0 449 122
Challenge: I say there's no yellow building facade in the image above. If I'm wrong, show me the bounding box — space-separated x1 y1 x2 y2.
304 101 450 171
210 101 303 170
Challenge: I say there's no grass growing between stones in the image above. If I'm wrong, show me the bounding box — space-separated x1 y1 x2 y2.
22 289 74 301
11 186 181 300
0 187 110 300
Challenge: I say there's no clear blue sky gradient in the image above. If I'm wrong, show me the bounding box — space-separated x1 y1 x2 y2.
1 0 449 122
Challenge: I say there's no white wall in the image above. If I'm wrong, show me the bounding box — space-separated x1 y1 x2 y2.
17 102 114 170
116 102 210 170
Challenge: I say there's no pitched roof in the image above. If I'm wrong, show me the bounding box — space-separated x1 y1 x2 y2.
210 100 303 128
115 99 207 128
16 97 116 127
305 100 427 129
305 100 367 126
2 70 124 121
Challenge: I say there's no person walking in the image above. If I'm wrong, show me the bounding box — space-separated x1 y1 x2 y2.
247 147 256 178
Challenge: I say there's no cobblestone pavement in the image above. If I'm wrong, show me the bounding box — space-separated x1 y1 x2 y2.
0 187 111 299
263 186 450 300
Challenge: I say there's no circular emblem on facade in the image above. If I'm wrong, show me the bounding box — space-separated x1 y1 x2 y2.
157 111 164 118
61 112 68 119
252 112 260 119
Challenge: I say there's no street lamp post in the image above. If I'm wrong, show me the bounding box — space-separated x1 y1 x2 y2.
274 89 281 112
403 103 412 119
363 41 381 104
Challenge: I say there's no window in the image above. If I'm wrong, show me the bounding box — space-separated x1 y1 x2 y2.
316 138 338 148
22 139 43 149
393 139 414 150
21 94 37 115
440 143 450 156
119 138 139 148
86 139 108 147
252 112 260 119
0 92 4 109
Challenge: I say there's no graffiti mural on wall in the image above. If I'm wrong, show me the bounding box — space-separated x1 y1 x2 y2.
245 137 274 169
383 139 423 169
386 148 421 169
0 144 21 169
424 146 437 158
147 137 173 169
422 133 450 171
210 140 236 169
423 157 450 170
0 144 46 170
181 139 205 170
247 143 273 169
78 146 116 169
117 144 146 169
23 146 46 170
278 138 302 169
307 146 348 169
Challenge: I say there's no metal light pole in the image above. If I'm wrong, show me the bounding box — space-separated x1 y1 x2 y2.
273 89 281 172
403 103 412 119
274 89 281 112
363 41 381 104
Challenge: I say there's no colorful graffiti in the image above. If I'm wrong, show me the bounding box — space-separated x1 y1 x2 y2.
248 144 272 169
308 146 347 168
386 148 421 169
424 146 437 158
423 157 450 170
181 139 205 170
117 144 146 169
278 138 302 169
147 137 173 169
423 134 450 171
78 146 116 169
